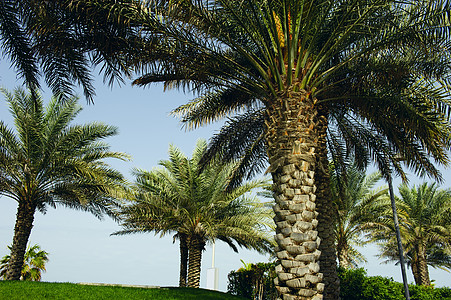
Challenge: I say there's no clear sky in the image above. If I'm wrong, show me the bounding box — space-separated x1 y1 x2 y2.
0 61 450 290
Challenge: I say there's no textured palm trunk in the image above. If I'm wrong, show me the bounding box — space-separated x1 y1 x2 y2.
5 201 36 280
337 245 350 270
187 236 205 288
179 233 189 287
415 242 431 286
315 113 340 299
265 91 323 300
411 257 420 285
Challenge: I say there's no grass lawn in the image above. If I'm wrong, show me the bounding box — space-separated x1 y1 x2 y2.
0 281 247 299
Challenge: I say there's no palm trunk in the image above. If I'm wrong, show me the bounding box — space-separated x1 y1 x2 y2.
416 242 431 286
265 91 323 300
179 233 189 287
411 257 421 285
187 236 205 288
315 108 340 300
5 201 36 280
337 245 350 270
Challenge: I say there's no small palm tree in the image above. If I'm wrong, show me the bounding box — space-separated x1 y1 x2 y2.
0 87 128 280
371 183 451 286
0 244 49 281
114 140 274 288
329 162 388 269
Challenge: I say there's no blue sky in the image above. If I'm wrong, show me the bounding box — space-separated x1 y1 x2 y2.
0 61 450 290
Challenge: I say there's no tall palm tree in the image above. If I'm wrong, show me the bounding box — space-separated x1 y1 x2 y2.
0 244 49 281
0 0 140 101
121 1 451 299
329 162 388 269
0 87 128 281
371 183 451 286
114 140 274 288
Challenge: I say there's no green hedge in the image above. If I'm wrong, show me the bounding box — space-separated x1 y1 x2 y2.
338 268 451 300
228 265 451 300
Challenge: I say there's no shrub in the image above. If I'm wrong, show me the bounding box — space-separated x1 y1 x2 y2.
338 267 451 300
228 264 450 300
227 262 277 300
362 275 404 300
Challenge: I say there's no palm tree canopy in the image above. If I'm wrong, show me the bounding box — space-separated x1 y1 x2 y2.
126 0 451 183
371 182 451 283
0 87 129 217
0 0 141 101
115 139 274 254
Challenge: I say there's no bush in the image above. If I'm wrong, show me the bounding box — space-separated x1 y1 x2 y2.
362 275 404 300
338 267 451 300
228 264 451 300
227 262 277 300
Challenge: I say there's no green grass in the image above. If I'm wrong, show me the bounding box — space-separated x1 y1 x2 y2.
0 281 247 300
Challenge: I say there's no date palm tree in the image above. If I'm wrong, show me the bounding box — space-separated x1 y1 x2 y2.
0 244 49 281
371 183 451 286
329 162 388 269
122 1 451 298
114 140 274 288
0 87 128 280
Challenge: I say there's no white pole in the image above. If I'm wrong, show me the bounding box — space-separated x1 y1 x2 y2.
206 241 219 290
211 241 215 268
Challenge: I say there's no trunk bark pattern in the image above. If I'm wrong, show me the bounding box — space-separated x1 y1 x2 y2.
179 233 189 287
315 109 340 300
265 91 323 300
187 235 205 288
337 244 350 270
411 257 421 285
5 200 36 280
416 242 431 286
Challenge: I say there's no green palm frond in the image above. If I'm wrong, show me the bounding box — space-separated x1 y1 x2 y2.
116 140 275 255
1 0 143 101
330 160 388 268
0 244 49 281
126 0 451 185
0 1 39 90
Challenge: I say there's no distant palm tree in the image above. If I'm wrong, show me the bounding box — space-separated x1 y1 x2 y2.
0 244 49 281
0 88 128 280
114 140 274 288
329 163 387 269
371 183 451 286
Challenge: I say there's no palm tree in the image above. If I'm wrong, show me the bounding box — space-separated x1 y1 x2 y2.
329 162 388 269
0 87 128 281
0 244 49 281
114 140 274 288
371 183 451 286
0 0 140 101
121 1 451 298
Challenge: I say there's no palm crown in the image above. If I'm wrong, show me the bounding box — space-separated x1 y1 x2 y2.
0 244 49 281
